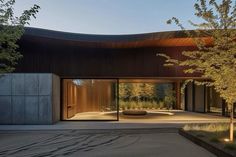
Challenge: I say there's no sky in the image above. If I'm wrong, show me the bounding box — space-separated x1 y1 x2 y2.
14 0 204 35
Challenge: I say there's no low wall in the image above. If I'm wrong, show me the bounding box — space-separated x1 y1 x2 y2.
0 73 60 124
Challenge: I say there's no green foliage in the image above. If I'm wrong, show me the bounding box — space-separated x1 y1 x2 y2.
131 83 142 101
126 103 131 110
119 101 126 110
224 143 236 150
0 0 40 73
159 1 236 141
119 83 177 110
158 0 236 107
164 85 176 109
119 83 133 101
183 123 231 132
184 123 236 147
159 101 165 109
196 133 205 138
119 100 172 110
210 137 220 143
130 101 136 109
119 83 174 102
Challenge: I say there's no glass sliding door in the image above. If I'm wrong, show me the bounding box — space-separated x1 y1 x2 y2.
62 79 118 120
119 79 177 110
207 87 222 114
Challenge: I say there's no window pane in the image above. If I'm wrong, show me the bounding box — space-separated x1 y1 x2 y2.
62 79 118 120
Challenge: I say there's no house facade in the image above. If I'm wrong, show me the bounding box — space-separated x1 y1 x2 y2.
0 28 226 124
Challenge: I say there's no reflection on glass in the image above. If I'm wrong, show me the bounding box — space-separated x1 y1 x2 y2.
119 83 176 110
208 87 222 113
63 79 118 120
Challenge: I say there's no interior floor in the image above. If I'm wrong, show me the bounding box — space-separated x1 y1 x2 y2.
69 111 118 120
68 110 217 121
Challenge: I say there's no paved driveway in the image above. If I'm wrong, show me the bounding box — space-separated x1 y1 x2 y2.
0 129 215 157
0 111 230 130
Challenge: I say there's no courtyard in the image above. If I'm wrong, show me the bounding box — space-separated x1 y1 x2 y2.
0 111 232 157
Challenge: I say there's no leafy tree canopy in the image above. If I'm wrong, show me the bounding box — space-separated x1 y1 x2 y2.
159 0 236 106
0 0 40 73
158 0 236 141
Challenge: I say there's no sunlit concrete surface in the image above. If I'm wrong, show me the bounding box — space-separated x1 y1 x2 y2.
119 110 229 123
69 110 227 122
0 129 216 157
69 111 118 120
0 111 231 130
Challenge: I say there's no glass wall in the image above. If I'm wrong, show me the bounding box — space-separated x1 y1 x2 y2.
207 87 223 114
119 82 176 110
206 87 236 117
62 79 118 120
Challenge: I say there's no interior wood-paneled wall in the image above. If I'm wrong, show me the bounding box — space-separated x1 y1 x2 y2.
63 80 116 119
76 81 113 113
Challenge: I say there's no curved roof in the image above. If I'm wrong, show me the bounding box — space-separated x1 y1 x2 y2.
23 27 212 48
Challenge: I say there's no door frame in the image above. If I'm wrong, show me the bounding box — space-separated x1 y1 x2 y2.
61 78 120 121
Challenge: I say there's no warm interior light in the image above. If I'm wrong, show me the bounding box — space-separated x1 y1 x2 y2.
73 79 82 86
224 138 230 142
168 112 174 116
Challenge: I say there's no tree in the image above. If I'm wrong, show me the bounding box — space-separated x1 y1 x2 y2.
164 85 176 110
158 0 236 141
119 83 156 102
119 83 133 101
0 0 40 73
131 83 142 102
138 83 154 101
143 83 155 101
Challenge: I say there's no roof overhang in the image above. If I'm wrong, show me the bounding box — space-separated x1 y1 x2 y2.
22 27 213 48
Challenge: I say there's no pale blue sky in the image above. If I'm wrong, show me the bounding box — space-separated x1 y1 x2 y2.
14 0 205 34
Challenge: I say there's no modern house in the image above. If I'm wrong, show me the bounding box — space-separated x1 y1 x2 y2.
0 27 227 124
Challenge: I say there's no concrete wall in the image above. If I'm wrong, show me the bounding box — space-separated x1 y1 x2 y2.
0 73 60 124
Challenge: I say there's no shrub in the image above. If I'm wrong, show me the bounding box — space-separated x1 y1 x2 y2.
153 102 160 109
126 103 131 110
130 101 136 109
210 137 220 143
119 101 126 111
143 102 147 109
224 143 236 150
196 133 205 138
136 103 142 109
183 123 230 132
159 101 164 109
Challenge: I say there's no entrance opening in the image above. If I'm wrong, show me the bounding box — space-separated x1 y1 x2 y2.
119 79 177 111
62 79 182 121
62 79 118 120
118 79 182 119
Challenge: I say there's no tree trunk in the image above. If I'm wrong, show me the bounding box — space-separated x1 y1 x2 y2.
229 103 234 142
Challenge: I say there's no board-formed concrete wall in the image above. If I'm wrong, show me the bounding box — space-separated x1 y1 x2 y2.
0 73 60 124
